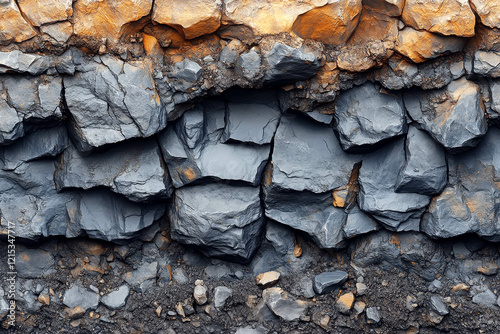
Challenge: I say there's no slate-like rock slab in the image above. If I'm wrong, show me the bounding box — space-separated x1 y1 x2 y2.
262 287 308 321
63 282 100 311
313 271 348 295
101 285 130 310
15 247 55 279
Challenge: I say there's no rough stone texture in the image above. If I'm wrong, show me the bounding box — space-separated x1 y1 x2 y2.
214 286 233 309
472 289 497 306
334 81 406 152
470 0 500 29
153 0 222 39
158 101 270 188
291 0 362 45
40 21 73 43
473 50 500 78
422 127 500 242
402 0 476 37
313 271 348 294
430 295 449 316
64 56 166 151
171 59 203 82
262 287 308 321
63 283 100 311
363 0 404 16
343 207 380 239
15 247 55 278
236 50 262 81
101 285 130 310
395 126 447 196
123 262 158 292
17 0 73 26
169 183 264 263
358 138 431 230
55 139 172 202
366 307 381 323
404 77 487 153
395 28 466 63
0 0 37 44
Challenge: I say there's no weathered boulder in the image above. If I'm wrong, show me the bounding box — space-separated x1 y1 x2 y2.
334 82 406 152
473 50 500 78
395 27 466 63
153 0 222 39
0 0 37 44
402 0 476 37
358 137 431 229
469 0 500 29
291 0 362 45
422 127 500 242
158 100 271 188
404 77 487 153
395 126 447 196
264 43 320 86
64 56 166 151
17 0 73 26
169 183 265 263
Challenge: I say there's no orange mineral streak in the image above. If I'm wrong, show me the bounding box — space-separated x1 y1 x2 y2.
0 0 37 44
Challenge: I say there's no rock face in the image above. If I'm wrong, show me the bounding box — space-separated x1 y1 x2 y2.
470 0 500 29
473 50 500 78
404 77 487 152
17 0 73 26
169 183 264 263
0 0 37 44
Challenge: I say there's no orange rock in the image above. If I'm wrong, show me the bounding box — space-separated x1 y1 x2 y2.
292 0 362 45
17 0 73 26
38 294 50 305
336 292 355 314
363 0 405 17
402 0 476 37
153 0 222 39
395 27 466 63
348 8 398 46
470 0 500 29
73 0 153 43
0 0 37 44
143 34 163 56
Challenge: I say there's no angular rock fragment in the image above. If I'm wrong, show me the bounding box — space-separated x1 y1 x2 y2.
64 56 166 150
15 247 55 278
429 295 449 316
236 50 262 81
123 262 158 293
313 271 348 295
470 0 500 29
158 100 271 188
262 287 308 321
214 286 232 309
334 82 406 152
0 51 49 75
17 0 73 26
472 289 497 307
336 292 355 314
473 50 500 78
343 207 380 239
101 285 130 310
364 0 405 16
40 21 73 43
0 1 37 43
171 59 203 82
264 43 320 86
366 307 381 323
63 282 100 311
396 126 447 196
358 138 431 229
55 139 172 202
169 183 264 263
404 77 487 153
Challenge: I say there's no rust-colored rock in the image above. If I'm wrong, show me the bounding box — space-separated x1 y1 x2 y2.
291 0 362 45
17 0 73 26
73 0 153 43
143 34 163 56
402 0 476 37
336 292 355 314
153 0 222 39
395 27 466 63
0 0 37 44
256 271 280 287
363 0 405 17
470 0 500 29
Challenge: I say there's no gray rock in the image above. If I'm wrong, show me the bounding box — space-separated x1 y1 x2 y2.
404 77 487 153
236 50 262 80
171 59 202 82
204 265 233 281
234 325 268 334
20 291 41 314
265 221 295 255
395 126 447 196
63 282 100 311
173 268 189 285
304 109 334 124
64 56 166 150
313 271 348 295
123 262 158 293
159 101 270 188
334 82 406 152
220 43 241 67
169 183 265 263
343 206 380 239
101 285 130 310
358 137 431 229
491 79 500 114
264 43 320 86
0 51 49 75
2 125 68 171
422 127 500 242
472 289 497 307
473 50 500 78
214 286 233 309
55 139 172 202
429 295 449 315
0 297 8 319
366 307 381 323
222 102 280 145
428 280 443 292
291 276 316 299
262 287 308 321
15 247 55 279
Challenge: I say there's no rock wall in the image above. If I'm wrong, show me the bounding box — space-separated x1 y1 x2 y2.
1 0 500 332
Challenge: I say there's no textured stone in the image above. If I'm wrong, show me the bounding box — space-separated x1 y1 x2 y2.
17 0 73 26
171 59 203 82
153 0 222 39
214 286 232 309
169 183 264 263
256 271 280 287
234 326 268 334
313 271 348 295
262 287 308 321
336 292 355 314
363 0 404 16
343 207 380 239
63 283 100 311
0 51 50 75
366 307 381 323
334 81 406 152
194 284 208 305
430 295 449 316
64 57 166 150
264 43 320 86
358 138 431 229
395 126 447 196
404 78 487 152
472 289 497 306
236 50 262 81
123 262 158 292
402 0 475 37
55 139 172 202
291 0 362 45
470 0 500 29
40 21 73 43
15 247 55 279
473 50 500 78
101 285 130 310
0 1 37 44
395 28 466 63
265 221 295 255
